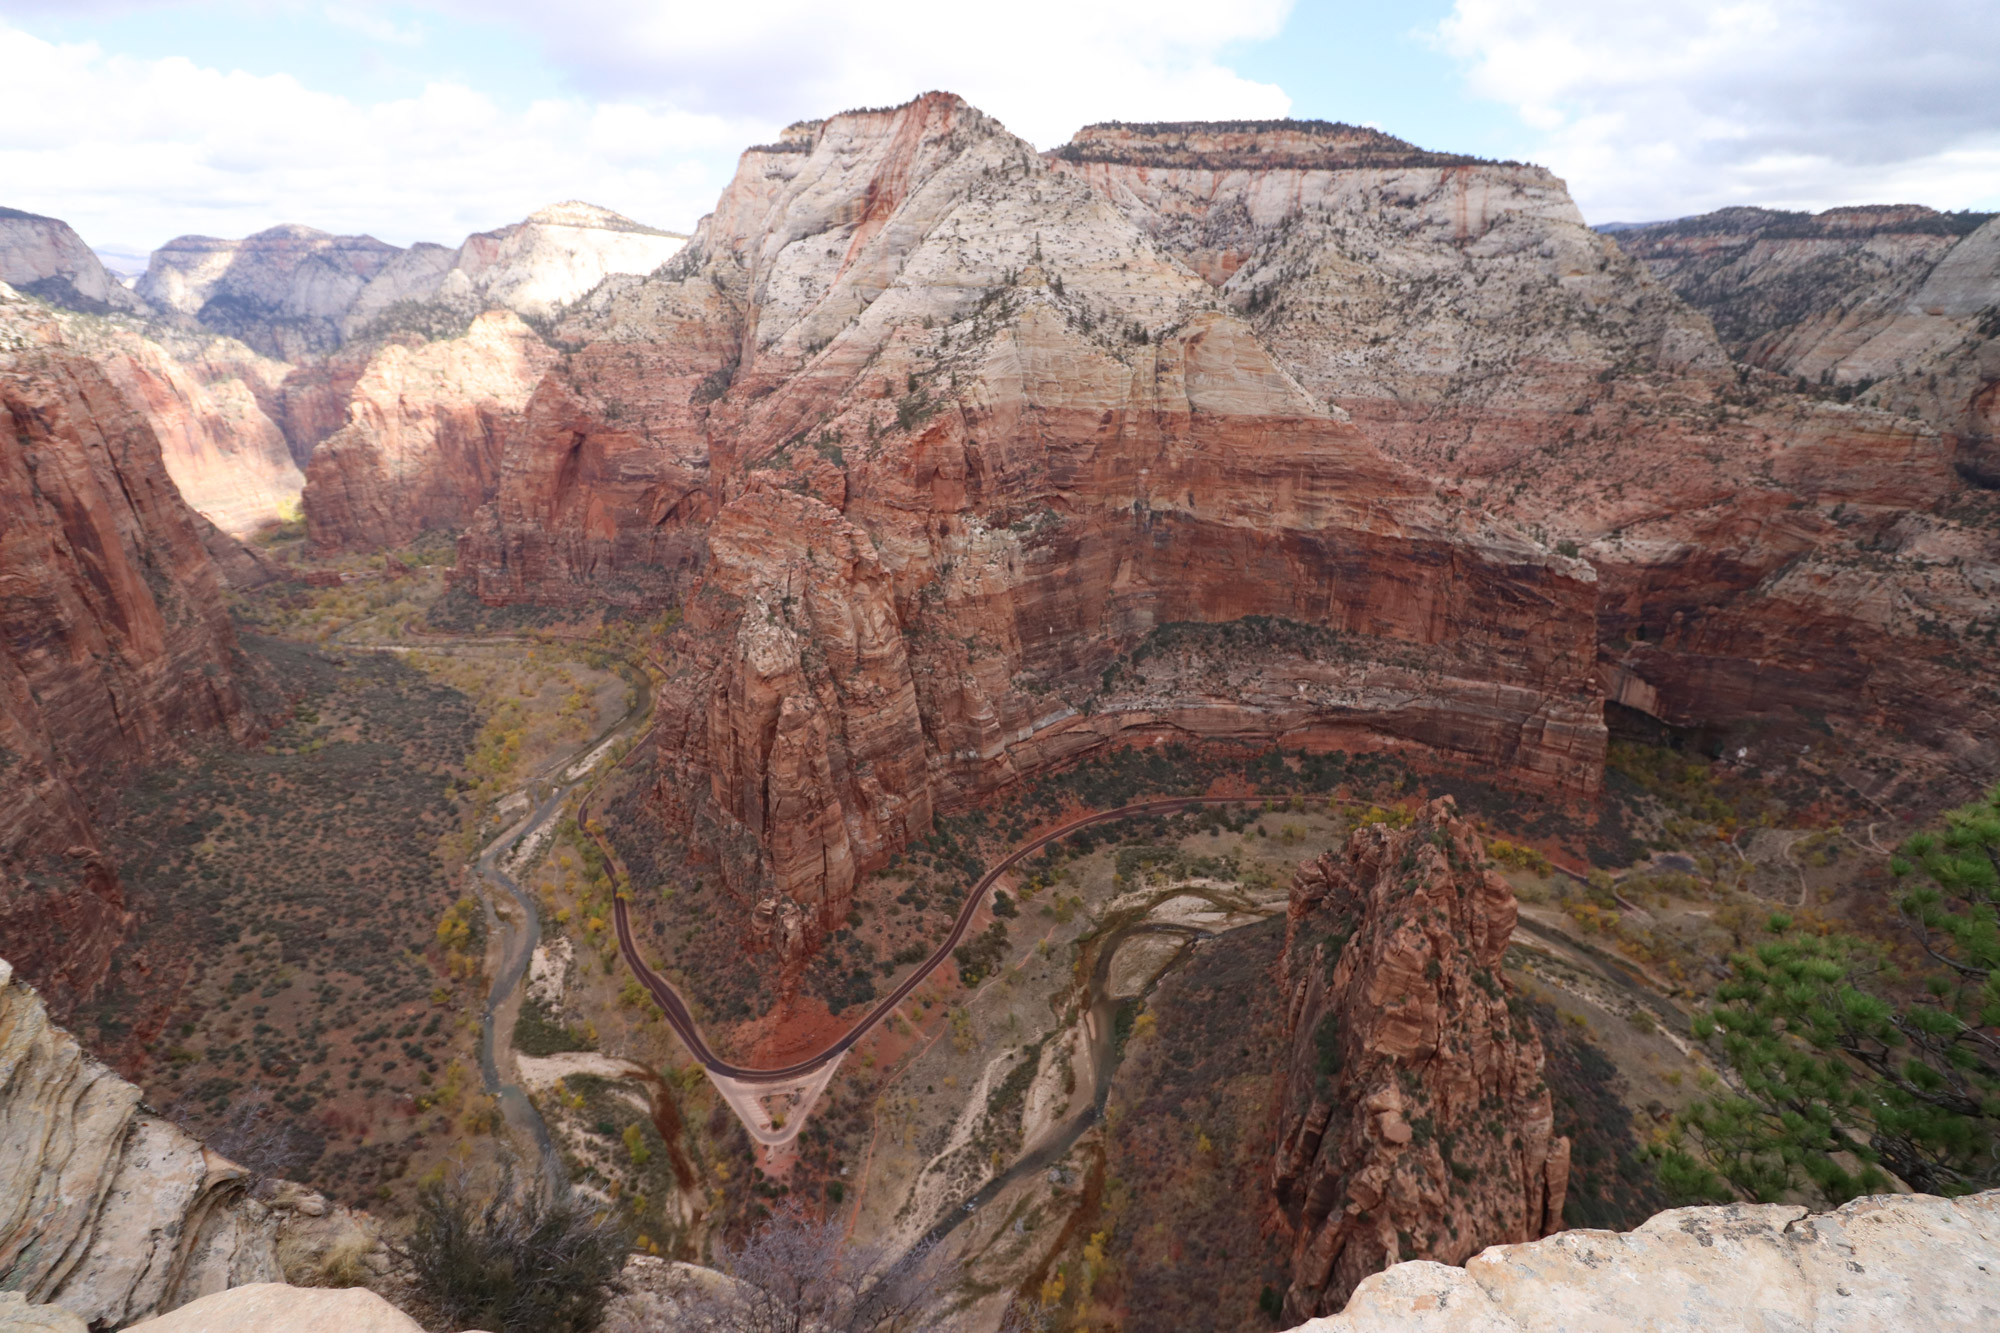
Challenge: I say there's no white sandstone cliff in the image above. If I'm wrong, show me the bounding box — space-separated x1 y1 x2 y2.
0 960 377 1328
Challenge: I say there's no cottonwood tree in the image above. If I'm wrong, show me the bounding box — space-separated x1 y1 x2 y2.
1660 786 2000 1203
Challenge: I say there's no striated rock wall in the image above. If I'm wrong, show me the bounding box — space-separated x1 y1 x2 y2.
1273 797 1568 1320
1614 205 2000 487
1060 122 1996 805
0 960 376 1328
1294 1189 2000 1332
462 95 1606 929
303 311 558 550
82 330 302 538
342 200 687 337
0 286 261 1019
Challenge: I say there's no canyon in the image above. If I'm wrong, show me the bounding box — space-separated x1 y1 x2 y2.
2 92 1998 1333
446 100 1999 939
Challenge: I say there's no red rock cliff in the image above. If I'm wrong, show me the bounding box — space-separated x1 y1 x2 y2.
1273 796 1568 1320
303 312 558 551
459 95 1607 929
1055 122 1995 805
0 288 260 1019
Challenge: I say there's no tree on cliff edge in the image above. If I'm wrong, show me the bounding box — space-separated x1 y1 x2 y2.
1662 786 2000 1203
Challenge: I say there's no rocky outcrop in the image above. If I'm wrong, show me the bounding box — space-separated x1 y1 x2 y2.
1614 205 2000 488
303 311 558 550
79 330 302 538
124 1284 422 1333
342 201 687 337
461 95 1606 928
0 286 262 1018
1060 122 1996 805
137 205 686 366
1273 797 1568 1321
0 961 377 1328
1294 1190 2000 1332
0 207 147 316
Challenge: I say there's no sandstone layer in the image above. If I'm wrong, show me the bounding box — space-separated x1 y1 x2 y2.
124 1284 423 1333
75 326 302 538
458 96 1607 932
0 207 147 316
134 204 685 551
1273 797 1568 1320
1294 1189 2000 1333
1614 205 2000 485
0 285 262 1018
0 960 375 1328
138 226 401 360
1058 123 1997 805
303 311 558 550
138 204 685 365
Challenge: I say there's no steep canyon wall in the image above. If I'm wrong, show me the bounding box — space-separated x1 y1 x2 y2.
0 288 263 1019
1056 123 1996 805
457 96 1608 926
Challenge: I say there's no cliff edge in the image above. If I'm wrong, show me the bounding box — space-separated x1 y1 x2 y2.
1295 1189 2000 1332
0 960 377 1328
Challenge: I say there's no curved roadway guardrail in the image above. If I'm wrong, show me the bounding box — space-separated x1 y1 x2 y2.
602 794 1265 1085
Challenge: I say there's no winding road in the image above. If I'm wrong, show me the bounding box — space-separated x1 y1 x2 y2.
606 795 1259 1086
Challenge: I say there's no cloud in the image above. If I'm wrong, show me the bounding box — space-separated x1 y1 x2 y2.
0 23 762 249
322 4 425 47
0 2 1294 251
421 0 1293 147
1436 0 2000 220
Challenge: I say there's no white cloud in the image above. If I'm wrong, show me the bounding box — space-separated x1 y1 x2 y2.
1436 0 2000 220
0 2 1294 251
0 24 764 249
422 0 1293 146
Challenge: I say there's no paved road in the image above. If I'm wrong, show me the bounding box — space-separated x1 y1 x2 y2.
607 794 1260 1084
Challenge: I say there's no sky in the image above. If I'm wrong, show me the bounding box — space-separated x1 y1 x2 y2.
2 0 1996 266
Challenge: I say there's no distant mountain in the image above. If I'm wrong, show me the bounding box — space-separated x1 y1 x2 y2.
136 203 688 359
0 206 149 315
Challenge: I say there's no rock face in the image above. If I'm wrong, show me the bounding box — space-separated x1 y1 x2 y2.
137 204 686 366
131 203 683 551
1272 797 1568 1321
1058 123 1995 805
0 207 147 315
460 95 1606 927
1613 205 2000 485
75 328 303 538
303 311 558 550
1293 1189 2000 1333
124 1284 422 1333
0 960 375 1328
0 286 262 1018
138 226 402 360
341 200 688 337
